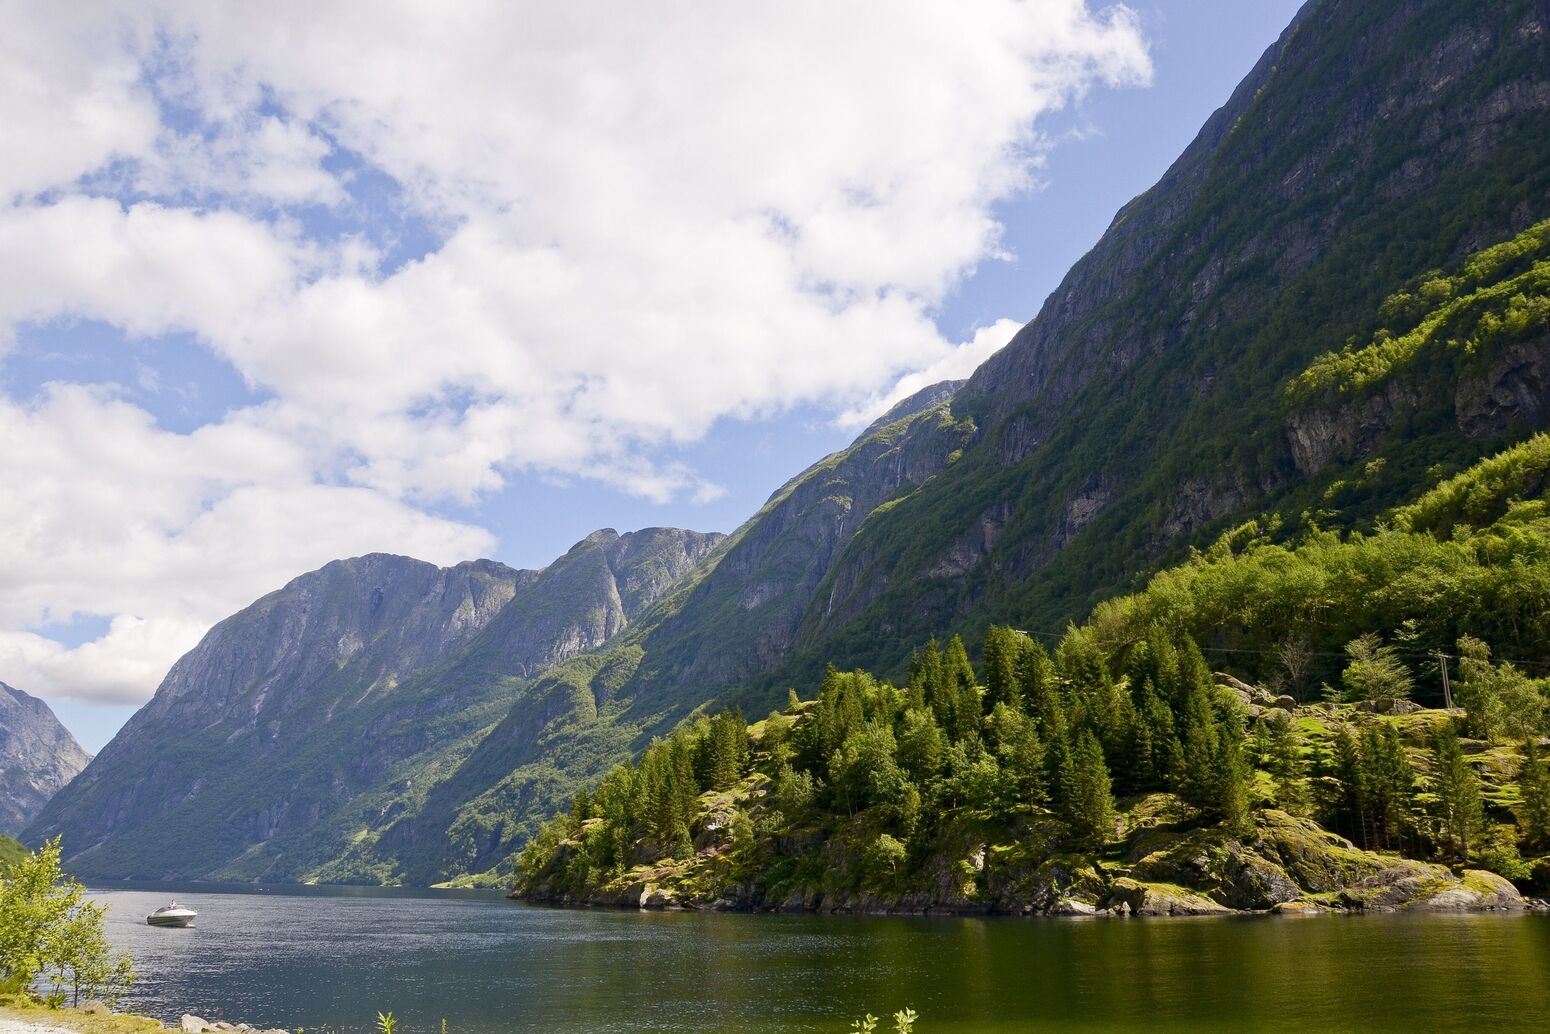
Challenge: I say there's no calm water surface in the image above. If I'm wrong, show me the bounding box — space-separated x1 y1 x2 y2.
87 883 1550 1033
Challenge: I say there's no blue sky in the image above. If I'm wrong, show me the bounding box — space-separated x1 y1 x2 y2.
444 0 1306 570
0 0 1303 752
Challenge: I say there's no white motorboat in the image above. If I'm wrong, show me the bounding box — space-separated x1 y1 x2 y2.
146 901 197 928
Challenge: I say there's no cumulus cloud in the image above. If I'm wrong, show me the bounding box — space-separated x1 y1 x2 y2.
0 385 493 702
0 0 1149 706
840 319 1027 428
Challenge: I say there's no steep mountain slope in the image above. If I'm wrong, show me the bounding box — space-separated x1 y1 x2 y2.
406 0 1550 882
31 0 1550 888
312 384 976 883
762 0 1550 685
27 529 720 881
0 683 89 835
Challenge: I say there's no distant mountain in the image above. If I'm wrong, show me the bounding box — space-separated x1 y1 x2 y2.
326 383 974 883
27 530 720 881
0 682 89 836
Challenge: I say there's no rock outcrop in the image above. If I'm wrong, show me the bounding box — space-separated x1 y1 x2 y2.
0 683 89 835
520 807 1530 918
26 530 720 882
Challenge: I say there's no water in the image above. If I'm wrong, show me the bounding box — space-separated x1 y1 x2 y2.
89 884 1550 1033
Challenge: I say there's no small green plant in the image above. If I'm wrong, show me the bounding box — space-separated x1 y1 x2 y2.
851 1008 917 1032
376 1012 397 1034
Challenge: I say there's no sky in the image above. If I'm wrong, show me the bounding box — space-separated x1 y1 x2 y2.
0 0 1304 753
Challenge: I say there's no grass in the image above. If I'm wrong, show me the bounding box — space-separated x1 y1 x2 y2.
0 997 163 1034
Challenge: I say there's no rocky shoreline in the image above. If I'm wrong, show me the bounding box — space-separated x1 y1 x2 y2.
0 1001 290 1034
514 808 1547 919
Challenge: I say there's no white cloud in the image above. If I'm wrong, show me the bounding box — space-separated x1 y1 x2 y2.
841 319 1026 428
0 0 1149 707
0 385 493 702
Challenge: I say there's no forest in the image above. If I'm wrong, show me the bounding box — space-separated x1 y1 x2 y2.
516 435 1550 911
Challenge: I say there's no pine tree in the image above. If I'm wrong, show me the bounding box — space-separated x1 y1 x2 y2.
1263 713 1309 816
897 707 945 784
912 640 947 727
1328 726 1366 843
1431 724 1485 862
703 709 749 790
988 702 1045 806
982 626 1024 713
1017 639 1058 725
1517 739 1550 850
1213 722 1253 836
942 635 981 743
1060 730 1115 850
1361 725 1415 852
1175 683 1220 810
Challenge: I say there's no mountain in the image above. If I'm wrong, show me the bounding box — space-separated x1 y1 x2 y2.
32 0 1550 886
0 682 89 836
513 433 1550 918
420 0 1550 880
718 0 1550 685
26 530 720 881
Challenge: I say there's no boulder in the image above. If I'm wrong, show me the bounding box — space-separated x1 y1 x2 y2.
182 1018 212 1034
1107 877 1231 916
1253 810 1395 892
1256 706 1292 726
1270 899 1324 916
1127 822 1298 909
1407 870 1526 912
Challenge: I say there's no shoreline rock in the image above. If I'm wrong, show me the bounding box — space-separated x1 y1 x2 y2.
515 810 1542 919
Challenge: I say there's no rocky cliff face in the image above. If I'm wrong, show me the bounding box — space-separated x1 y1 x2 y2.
626 381 974 698
26 530 719 881
0 683 89 836
300 389 972 884
756 0 1550 680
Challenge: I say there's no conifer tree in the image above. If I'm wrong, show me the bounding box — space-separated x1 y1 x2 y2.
982 626 1024 713
703 709 749 790
1516 739 1550 851
1431 724 1485 861
897 708 945 783
1341 634 1413 703
1263 713 1309 816
1358 724 1415 852
1328 726 1366 842
1175 683 1220 809
1017 639 1058 724
1060 730 1115 850
942 635 981 743
1213 723 1253 836
988 702 1045 805
912 640 947 727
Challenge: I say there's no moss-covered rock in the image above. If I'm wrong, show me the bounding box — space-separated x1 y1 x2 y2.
1106 878 1231 916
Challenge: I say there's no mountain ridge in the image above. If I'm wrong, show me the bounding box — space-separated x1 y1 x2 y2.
0 682 90 836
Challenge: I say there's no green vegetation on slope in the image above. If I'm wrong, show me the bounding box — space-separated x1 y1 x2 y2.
0 835 25 871
1291 219 1550 402
752 0 1550 697
517 440 1550 912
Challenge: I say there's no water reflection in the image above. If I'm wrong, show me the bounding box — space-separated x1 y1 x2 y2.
89 884 1550 1033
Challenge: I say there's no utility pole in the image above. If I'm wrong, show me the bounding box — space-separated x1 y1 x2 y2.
1437 652 1453 710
